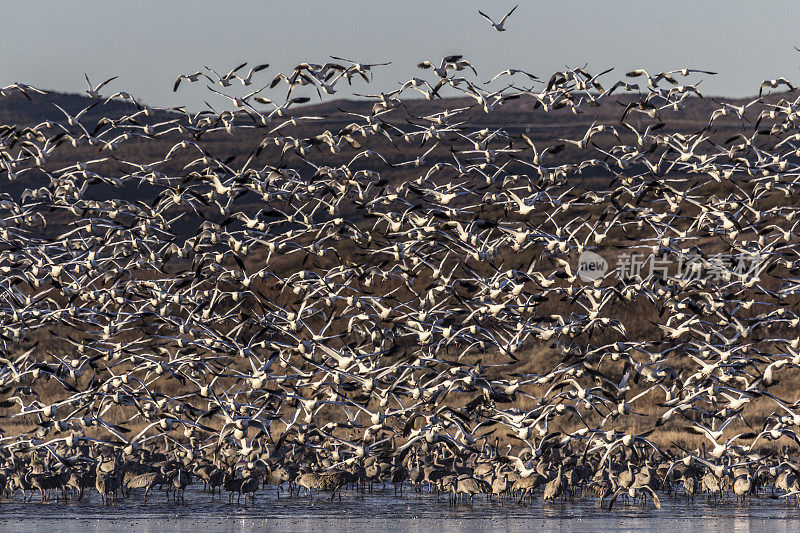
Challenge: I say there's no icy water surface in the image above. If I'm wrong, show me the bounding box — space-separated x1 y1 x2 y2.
2 485 800 532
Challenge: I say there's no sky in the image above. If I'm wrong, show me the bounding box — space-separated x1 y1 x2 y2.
1 0 800 111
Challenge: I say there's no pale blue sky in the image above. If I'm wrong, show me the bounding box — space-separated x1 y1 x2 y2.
1 0 799 110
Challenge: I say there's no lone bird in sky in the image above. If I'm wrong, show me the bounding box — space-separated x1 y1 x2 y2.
478 5 518 31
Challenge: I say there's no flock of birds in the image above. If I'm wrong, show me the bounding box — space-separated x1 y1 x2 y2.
3 14 800 509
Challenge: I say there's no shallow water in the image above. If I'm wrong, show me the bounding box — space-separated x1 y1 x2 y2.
2 485 800 532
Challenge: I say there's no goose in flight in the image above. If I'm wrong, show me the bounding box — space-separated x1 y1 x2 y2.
485 68 539 84
478 5 518 31
329 56 391 83
204 63 248 87
0 83 47 100
84 74 118 99
418 56 477 78
666 68 717 77
173 71 210 92
205 84 268 110
236 63 270 86
759 77 795 96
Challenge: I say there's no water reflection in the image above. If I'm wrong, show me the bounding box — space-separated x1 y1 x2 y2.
1 485 800 532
